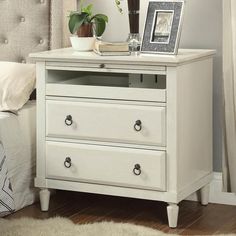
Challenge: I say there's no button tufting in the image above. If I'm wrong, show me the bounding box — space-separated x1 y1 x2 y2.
20 17 25 22
39 39 44 44
40 0 44 3
4 39 8 44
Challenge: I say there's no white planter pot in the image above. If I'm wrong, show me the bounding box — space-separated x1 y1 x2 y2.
70 36 95 51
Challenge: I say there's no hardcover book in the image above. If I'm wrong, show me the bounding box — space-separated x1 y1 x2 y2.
94 40 129 52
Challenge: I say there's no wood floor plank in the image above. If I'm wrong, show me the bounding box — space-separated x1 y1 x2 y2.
216 217 236 234
179 204 236 235
6 190 236 235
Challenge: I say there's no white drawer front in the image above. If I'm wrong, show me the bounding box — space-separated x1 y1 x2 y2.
46 84 166 103
46 100 166 146
46 141 166 191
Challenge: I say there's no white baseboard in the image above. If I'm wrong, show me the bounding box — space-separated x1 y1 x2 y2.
186 172 236 205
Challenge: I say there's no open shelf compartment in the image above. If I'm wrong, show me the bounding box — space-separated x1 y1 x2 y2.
46 70 166 102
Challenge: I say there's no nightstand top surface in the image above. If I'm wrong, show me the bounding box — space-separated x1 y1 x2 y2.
30 48 216 66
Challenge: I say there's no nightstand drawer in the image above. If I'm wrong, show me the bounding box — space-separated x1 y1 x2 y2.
46 141 166 191
46 100 166 146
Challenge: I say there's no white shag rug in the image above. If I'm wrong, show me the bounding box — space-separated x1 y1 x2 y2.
0 217 166 236
0 217 235 236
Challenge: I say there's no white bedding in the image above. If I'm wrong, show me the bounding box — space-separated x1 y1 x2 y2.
0 101 38 212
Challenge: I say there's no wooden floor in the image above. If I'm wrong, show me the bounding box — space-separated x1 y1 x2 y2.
7 190 236 235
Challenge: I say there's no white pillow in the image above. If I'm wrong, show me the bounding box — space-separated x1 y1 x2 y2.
0 62 36 112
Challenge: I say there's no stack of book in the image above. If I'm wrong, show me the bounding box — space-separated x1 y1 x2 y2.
94 40 130 56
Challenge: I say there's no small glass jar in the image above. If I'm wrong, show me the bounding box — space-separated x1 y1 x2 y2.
127 33 141 54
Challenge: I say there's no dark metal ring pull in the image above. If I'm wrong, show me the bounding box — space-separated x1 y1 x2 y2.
65 115 73 126
133 164 141 176
64 157 72 168
134 120 142 132
100 63 105 68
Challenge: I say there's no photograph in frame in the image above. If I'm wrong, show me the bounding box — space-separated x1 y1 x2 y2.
141 0 185 55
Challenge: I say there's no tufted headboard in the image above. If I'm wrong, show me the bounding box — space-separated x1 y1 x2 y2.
0 0 77 63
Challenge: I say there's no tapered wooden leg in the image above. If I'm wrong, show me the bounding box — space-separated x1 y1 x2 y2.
167 203 179 228
200 184 210 206
39 188 50 211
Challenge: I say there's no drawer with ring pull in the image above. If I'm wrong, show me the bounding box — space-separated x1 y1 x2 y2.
46 100 166 146
46 141 166 191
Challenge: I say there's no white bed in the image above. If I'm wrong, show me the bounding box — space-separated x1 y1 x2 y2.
0 101 37 211
0 0 76 216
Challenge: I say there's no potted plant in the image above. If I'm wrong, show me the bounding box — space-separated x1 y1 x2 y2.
69 2 108 51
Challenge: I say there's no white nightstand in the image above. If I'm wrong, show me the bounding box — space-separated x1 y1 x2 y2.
30 48 215 228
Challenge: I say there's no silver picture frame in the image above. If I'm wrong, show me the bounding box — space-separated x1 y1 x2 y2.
141 0 185 55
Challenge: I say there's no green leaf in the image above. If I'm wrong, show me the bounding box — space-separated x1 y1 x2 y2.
69 11 81 17
93 18 106 37
82 4 93 16
68 13 88 34
91 14 108 23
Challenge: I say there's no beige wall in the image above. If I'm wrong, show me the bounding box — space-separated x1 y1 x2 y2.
79 0 223 171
